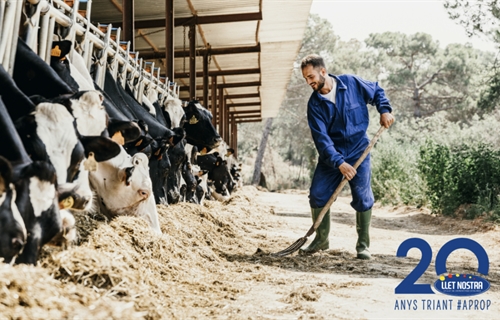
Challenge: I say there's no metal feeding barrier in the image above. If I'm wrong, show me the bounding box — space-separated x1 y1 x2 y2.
11 0 178 102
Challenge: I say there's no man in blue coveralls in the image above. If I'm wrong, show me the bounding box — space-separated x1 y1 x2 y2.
299 54 394 259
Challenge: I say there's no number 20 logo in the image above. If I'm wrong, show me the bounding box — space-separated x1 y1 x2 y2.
395 238 489 294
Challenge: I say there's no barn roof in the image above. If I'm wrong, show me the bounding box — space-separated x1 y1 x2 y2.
90 0 312 121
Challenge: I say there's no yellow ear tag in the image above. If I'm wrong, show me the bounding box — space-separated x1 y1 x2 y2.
111 131 125 145
200 147 207 155
59 196 74 209
51 45 62 57
135 139 143 147
189 115 199 125
83 152 97 172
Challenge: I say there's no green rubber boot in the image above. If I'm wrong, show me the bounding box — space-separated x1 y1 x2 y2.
356 209 372 260
298 207 330 255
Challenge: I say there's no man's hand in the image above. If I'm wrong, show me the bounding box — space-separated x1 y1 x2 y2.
339 162 357 181
380 112 395 128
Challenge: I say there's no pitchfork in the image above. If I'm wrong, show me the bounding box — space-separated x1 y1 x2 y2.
272 126 387 257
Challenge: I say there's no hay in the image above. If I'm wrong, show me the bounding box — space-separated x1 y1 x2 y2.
0 186 276 319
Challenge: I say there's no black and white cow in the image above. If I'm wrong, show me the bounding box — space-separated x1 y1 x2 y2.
0 155 27 264
0 97 65 265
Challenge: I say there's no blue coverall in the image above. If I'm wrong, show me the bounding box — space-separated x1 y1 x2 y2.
307 74 392 211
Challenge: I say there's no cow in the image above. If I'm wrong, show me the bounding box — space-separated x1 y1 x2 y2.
89 147 161 234
207 156 234 202
0 97 66 265
0 156 27 264
14 38 73 99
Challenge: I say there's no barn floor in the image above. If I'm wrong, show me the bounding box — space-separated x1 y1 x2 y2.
1 186 500 319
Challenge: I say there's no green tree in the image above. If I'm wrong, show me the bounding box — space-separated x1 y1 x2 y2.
365 32 485 118
445 0 500 112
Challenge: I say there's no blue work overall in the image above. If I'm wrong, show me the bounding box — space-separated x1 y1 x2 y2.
307 74 392 211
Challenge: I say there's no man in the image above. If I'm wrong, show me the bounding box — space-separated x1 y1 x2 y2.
300 54 394 259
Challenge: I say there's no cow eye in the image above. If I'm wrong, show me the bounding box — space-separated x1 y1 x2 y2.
134 159 140 166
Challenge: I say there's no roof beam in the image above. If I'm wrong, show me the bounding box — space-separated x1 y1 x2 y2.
236 119 262 123
179 81 261 91
226 102 261 108
218 81 261 89
140 44 261 60
229 110 261 114
107 12 262 29
174 68 260 79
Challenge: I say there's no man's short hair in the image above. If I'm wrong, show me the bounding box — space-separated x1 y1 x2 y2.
301 54 326 70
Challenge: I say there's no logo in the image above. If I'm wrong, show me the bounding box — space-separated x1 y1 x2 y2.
393 238 491 311
434 273 490 296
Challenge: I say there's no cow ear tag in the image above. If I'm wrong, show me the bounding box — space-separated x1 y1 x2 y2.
189 115 199 124
51 45 62 58
111 131 125 145
200 147 207 155
59 196 74 210
84 152 97 172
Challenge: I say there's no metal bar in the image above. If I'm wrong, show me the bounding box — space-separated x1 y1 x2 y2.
0 0 16 66
44 16 56 64
141 43 261 59
25 0 45 51
122 0 134 50
67 0 80 60
38 8 50 61
108 11 262 29
174 67 260 79
5 0 24 75
38 0 175 98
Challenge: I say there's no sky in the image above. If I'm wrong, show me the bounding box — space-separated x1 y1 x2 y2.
309 0 497 53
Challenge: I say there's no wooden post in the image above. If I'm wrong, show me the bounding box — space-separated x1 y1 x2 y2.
165 0 174 82
189 22 196 100
211 76 217 126
217 87 224 135
122 0 135 51
202 51 209 107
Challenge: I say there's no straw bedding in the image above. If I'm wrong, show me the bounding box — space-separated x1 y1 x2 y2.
0 186 275 319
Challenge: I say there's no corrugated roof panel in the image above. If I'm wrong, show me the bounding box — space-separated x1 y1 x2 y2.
259 0 312 117
189 0 259 16
198 21 258 47
86 0 312 119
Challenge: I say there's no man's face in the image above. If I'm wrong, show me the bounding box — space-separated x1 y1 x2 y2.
302 65 326 92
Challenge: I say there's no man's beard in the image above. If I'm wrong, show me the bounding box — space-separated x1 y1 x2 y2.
315 74 326 92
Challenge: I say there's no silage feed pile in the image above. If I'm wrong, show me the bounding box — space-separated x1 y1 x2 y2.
0 186 279 319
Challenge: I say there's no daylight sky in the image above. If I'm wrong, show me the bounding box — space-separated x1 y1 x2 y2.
309 0 497 53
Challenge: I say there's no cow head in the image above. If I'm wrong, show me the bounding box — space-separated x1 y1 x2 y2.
208 156 233 202
15 161 62 265
89 148 161 234
0 156 27 264
163 95 185 129
182 100 221 150
49 40 79 92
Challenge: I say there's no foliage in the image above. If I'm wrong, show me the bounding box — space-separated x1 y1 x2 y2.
365 32 491 119
418 140 500 218
444 0 500 42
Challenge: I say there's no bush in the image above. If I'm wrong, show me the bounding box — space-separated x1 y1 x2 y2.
418 140 500 218
371 137 427 207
